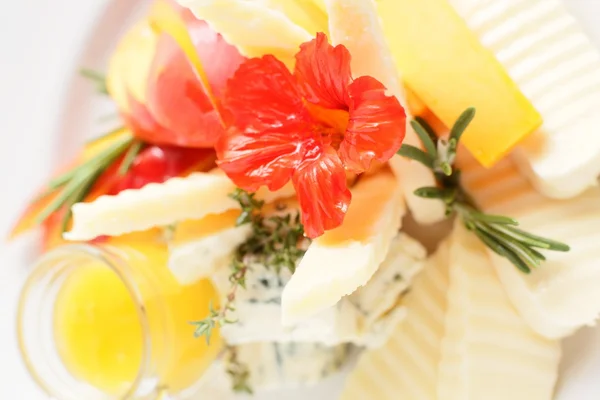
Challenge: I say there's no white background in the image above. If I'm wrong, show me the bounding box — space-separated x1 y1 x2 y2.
1 0 600 398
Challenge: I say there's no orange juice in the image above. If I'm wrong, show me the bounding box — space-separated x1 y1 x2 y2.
18 237 223 400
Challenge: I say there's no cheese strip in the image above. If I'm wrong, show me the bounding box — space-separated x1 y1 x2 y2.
65 173 294 241
251 0 329 36
376 0 542 167
325 0 446 225
176 0 311 69
281 169 405 326
339 239 450 400
459 153 600 338
449 0 600 198
438 224 561 400
213 234 425 347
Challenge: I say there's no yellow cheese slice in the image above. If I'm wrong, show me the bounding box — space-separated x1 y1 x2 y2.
65 173 295 241
325 0 446 225
281 168 405 326
254 0 329 36
459 152 600 338
377 0 542 167
339 238 451 400
439 224 560 399
449 0 600 199
176 0 312 69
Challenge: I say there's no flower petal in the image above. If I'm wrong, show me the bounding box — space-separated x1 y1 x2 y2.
145 34 224 148
339 76 407 172
292 145 351 238
216 123 310 192
294 32 352 110
224 55 309 132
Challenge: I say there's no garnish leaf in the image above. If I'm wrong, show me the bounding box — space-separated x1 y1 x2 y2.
397 108 569 273
80 68 108 95
191 189 309 343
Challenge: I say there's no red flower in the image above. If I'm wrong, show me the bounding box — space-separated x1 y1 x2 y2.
216 33 407 238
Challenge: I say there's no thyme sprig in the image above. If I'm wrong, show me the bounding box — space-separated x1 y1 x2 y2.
398 108 570 273
224 346 253 394
191 189 309 342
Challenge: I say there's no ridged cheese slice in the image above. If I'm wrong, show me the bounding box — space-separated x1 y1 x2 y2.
65 173 294 241
281 169 405 326
325 0 446 225
438 224 561 399
252 0 329 36
459 153 600 338
450 0 600 198
339 239 450 400
176 0 311 69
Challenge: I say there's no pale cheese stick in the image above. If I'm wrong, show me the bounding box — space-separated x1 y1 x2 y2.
438 224 561 400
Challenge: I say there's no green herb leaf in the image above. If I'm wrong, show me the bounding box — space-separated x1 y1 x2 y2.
398 107 570 273
80 68 108 95
397 144 434 169
118 140 144 176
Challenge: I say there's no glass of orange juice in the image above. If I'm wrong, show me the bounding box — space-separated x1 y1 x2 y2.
17 238 222 400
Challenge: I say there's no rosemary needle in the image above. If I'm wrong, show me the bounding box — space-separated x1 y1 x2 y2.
397 108 570 273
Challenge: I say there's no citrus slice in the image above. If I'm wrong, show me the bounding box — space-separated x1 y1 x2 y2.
438 225 560 400
340 238 451 400
65 173 295 241
281 168 405 326
324 0 446 224
176 0 312 68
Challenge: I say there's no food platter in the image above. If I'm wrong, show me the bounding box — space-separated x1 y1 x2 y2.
2 0 600 399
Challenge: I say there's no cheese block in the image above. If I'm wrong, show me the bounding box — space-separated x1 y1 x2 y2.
65 173 294 241
231 342 350 390
376 0 542 167
339 239 451 400
325 0 446 225
251 0 329 36
281 169 405 326
188 361 236 399
176 0 311 69
449 0 600 198
168 197 297 284
438 224 560 400
213 234 425 347
459 153 600 338
168 211 251 285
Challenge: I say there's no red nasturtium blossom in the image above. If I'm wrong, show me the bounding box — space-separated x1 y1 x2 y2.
216 33 407 238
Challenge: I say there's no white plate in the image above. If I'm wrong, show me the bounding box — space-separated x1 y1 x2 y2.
1 0 600 398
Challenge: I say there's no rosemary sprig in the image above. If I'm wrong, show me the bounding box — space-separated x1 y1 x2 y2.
34 132 140 232
224 346 253 394
191 189 309 342
80 68 108 95
398 108 569 273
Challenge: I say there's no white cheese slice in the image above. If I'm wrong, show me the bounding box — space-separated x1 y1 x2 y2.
339 238 451 400
449 0 600 198
459 153 600 338
176 0 311 68
438 224 561 400
325 0 446 225
66 172 294 241
281 169 405 326
213 234 425 347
